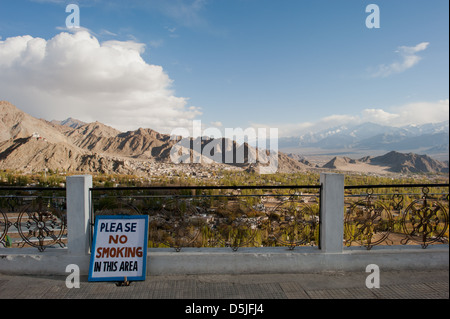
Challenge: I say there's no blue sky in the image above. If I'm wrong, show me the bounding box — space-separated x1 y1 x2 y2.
0 0 448 136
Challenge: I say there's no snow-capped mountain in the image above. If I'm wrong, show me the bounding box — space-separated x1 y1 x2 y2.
279 121 449 158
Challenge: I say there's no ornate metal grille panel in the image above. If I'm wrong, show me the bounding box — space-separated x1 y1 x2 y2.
0 188 67 252
344 184 449 250
91 186 321 252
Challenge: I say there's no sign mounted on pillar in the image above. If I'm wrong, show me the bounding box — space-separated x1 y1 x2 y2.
88 215 149 282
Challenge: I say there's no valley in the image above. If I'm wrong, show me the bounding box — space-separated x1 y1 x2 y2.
0 101 448 182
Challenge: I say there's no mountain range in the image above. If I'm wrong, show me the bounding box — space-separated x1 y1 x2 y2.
0 101 448 176
318 151 448 174
279 121 449 161
0 101 309 175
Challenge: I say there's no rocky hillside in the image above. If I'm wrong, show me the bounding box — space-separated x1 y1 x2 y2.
366 151 449 173
321 151 449 174
50 118 87 129
0 101 68 144
2 101 445 176
322 156 357 169
0 101 309 175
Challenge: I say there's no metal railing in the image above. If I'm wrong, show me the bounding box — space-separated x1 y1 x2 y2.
1 182 448 253
344 184 449 249
90 185 322 251
0 187 67 252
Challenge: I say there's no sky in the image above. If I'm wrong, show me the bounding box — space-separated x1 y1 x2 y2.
0 0 448 137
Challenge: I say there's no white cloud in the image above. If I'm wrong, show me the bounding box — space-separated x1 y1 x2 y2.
361 108 399 124
389 99 449 126
210 121 223 127
100 29 118 37
371 42 430 77
252 99 449 137
360 99 449 127
251 113 361 138
160 0 208 27
0 31 201 133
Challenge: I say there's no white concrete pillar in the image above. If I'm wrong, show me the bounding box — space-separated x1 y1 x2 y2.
320 173 345 253
66 175 92 255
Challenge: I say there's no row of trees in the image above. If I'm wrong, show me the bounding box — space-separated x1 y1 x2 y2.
1 168 447 188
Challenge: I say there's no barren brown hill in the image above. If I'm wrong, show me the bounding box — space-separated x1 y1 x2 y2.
51 117 87 129
322 156 357 169
321 151 448 174
63 123 182 161
0 135 140 174
169 136 312 172
277 151 313 173
3 101 444 176
368 151 449 173
0 101 69 144
0 101 309 174
0 102 147 174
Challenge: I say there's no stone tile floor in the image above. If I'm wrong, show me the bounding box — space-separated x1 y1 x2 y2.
0 269 448 300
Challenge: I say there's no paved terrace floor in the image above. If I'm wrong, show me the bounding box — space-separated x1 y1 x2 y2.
0 269 448 300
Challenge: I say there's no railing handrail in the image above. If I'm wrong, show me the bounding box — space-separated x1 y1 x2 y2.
345 183 449 189
90 185 322 191
90 183 449 192
0 187 66 191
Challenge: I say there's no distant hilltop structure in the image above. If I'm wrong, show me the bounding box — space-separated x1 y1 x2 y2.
31 132 47 142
